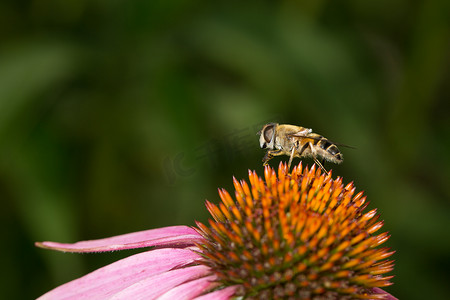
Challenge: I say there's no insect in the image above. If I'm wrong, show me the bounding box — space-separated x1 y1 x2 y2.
257 123 344 173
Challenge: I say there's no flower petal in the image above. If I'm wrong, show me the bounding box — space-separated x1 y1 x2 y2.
109 265 211 300
155 274 217 300
36 226 203 253
193 286 238 300
37 248 202 300
372 287 398 300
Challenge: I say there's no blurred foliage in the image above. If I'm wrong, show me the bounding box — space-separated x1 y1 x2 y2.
0 0 449 299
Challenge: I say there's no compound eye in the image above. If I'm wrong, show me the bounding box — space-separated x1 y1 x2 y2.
263 126 274 143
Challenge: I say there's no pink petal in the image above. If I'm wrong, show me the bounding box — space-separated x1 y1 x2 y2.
110 265 211 300
37 248 202 300
36 226 203 253
155 274 217 300
372 287 398 300
193 286 238 300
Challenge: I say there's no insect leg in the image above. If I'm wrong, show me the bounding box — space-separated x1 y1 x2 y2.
298 142 309 156
288 146 296 169
313 157 328 174
262 149 283 166
286 142 309 169
307 142 328 173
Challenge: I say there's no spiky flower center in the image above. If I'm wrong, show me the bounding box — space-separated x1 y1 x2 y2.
196 163 394 299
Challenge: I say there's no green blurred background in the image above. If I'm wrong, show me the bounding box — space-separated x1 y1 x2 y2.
1 1 449 299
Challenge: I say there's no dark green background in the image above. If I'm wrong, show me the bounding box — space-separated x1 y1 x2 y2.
1 1 449 299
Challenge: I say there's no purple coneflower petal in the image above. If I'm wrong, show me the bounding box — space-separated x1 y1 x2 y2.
154 274 217 300
109 265 211 300
372 287 398 300
193 286 238 300
38 248 202 300
36 226 202 253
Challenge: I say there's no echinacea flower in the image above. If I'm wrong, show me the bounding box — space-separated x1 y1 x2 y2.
36 163 397 299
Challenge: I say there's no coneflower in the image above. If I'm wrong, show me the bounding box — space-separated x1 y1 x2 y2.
36 163 396 299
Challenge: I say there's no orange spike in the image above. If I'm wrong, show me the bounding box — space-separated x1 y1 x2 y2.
296 262 307 273
255 262 264 272
307 272 319 281
350 274 374 285
322 234 337 248
319 261 334 272
266 226 274 240
312 287 326 294
339 221 353 238
244 206 252 218
234 191 246 210
242 249 253 261
231 206 242 222
342 258 362 269
351 232 368 246
352 191 364 202
361 209 378 223
245 221 261 241
207 220 225 243
195 221 212 236
308 163 315 174
358 294 388 299
316 247 329 259
338 287 359 294
354 259 377 270
268 256 276 267
205 200 224 222
344 181 354 191
297 245 308 257
309 235 320 249
365 263 395 275
365 213 380 228
368 249 396 261
219 202 232 221
219 188 234 208
224 229 243 245
315 224 328 241
335 270 352 278
272 239 280 252
278 161 287 178
230 222 242 237
210 251 227 262
240 180 254 208
328 251 343 263
370 276 395 287
300 171 310 192
277 177 285 199
284 252 293 264
248 169 256 187
367 221 385 234
371 232 390 248
264 165 271 185
348 243 370 257
233 177 245 199
228 251 239 262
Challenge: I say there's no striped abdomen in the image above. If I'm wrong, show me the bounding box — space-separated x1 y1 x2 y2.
311 135 343 163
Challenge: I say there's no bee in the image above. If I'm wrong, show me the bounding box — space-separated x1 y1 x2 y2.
257 123 344 173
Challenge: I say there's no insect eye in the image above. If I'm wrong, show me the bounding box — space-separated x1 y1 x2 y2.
263 126 274 143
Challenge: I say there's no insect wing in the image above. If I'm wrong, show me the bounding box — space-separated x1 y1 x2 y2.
287 132 355 149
